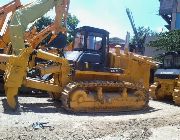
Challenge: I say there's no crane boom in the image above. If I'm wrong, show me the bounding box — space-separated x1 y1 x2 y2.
126 8 145 54
126 8 138 43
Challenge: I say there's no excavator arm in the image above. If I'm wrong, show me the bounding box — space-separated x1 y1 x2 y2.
0 0 22 52
10 0 69 54
0 0 22 30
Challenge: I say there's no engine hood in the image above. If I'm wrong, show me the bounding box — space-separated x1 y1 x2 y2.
155 69 180 79
64 51 82 62
155 69 180 75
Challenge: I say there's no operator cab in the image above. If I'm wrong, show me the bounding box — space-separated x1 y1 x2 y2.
155 51 180 79
68 26 109 71
162 51 180 68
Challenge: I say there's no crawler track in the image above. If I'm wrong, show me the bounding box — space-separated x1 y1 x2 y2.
61 80 149 112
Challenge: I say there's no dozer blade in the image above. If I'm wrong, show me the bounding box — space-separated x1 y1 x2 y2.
61 81 149 112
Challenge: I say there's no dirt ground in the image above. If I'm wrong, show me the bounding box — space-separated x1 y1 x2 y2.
0 94 180 140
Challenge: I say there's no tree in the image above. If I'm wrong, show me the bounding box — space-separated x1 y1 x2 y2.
148 30 180 52
66 13 79 43
147 30 180 61
131 26 156 44
130 26 157 53
32 16 53 32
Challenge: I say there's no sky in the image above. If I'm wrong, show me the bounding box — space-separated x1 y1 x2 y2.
1 0 167 39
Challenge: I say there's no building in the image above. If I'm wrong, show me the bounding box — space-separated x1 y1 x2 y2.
159 0 180 30
109 37 125 49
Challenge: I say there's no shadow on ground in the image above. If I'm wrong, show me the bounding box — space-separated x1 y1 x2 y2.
1 98 66 115
1 96 161 116
150 98 175 106
72 106 161 117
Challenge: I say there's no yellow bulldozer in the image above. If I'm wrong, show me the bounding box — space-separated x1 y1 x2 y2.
150 51 180 105
0 0 157 112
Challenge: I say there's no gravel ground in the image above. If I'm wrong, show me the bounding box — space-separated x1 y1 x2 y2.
0 95 180 140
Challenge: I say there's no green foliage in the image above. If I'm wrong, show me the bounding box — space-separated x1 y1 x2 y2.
66 13 79 43
32 16 53 32
148 30 180 52
147 30 180 61
131 26 157 45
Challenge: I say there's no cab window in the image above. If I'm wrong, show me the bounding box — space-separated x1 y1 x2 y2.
74 33 84 49
164 55 173 67
174 56 180 67
87 35 102 50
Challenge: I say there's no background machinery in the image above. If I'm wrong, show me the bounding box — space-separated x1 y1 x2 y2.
0 0 157 112
0 0 67 92
150 51 180 105
0 0 69 108
126 8 145 54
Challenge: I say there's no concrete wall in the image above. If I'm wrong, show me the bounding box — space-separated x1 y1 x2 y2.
159 0 180 30
177 0 180 12
144 36 165 58
159 0 175 14
172 12 177 29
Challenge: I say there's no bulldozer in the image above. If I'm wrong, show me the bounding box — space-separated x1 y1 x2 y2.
150 51 180 105
59 26 157 112
1 0 157 112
